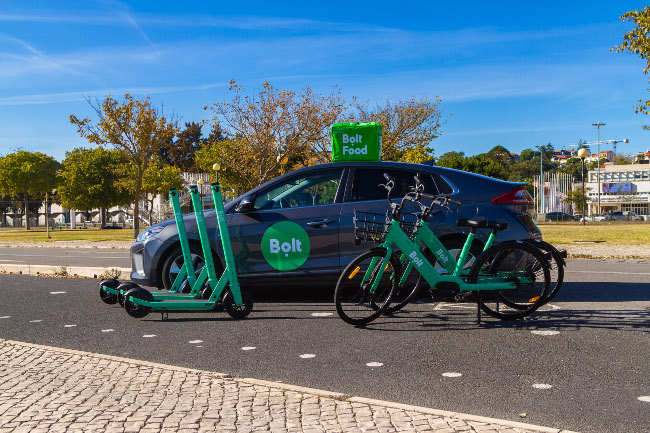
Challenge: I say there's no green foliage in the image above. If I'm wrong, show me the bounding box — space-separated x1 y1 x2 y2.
58 147 132 211
160 121 207 172
564 187 592 213
614 7 650 129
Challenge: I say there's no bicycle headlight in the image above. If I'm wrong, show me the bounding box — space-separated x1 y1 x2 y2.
137 226 164 242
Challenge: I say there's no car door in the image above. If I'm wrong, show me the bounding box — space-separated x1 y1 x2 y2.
338 167 451 267
228 168 345 277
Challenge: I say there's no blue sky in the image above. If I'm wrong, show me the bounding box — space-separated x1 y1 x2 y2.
1 0 649 162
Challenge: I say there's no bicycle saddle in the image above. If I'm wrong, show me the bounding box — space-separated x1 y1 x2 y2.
487 220 509 231
455 217 488 228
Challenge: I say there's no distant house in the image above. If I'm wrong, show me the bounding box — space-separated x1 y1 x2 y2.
633 150 650 164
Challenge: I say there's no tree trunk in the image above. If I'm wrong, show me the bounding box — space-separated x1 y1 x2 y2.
24 192 31 230
99 207 106 226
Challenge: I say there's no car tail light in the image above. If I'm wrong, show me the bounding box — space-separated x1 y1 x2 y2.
491 187 534 205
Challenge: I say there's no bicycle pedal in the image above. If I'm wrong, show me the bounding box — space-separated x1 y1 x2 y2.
454 292 477 302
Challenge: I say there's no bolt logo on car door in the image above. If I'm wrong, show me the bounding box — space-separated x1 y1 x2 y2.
261 221 311 271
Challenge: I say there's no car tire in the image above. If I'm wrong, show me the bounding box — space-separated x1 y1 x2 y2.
161 244 222 292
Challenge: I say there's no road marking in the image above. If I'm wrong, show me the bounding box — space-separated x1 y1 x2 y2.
533 384 553 389
311 313 333 317
50 291 66 294
531 330 560 336
142 334 156 338
30 320 42 323
433 302 475 310
0 316 11 319
101 329 114 333
189 340 203 344
0 259 26 263
64 325 76 328
299 354 316 359
241 346 256 351
366 362 383 367
638 396 650 403
442 372 462 378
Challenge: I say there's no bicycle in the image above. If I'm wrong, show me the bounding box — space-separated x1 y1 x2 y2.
334 173 551 325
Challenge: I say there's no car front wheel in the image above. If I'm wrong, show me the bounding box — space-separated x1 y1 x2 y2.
161 244 221 292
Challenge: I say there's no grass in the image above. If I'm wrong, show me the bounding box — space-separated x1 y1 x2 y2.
537 221 650 245
0 227 136 243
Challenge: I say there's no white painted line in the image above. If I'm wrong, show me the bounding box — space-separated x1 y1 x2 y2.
568 270 650 276
638 396 650 403
311 312 333 317
142 334 156 338
195 345 204 348
299 354 316 359
50 291 66 294
101 329 114 333
0 316 10 319
29 320 42 323
442 372 462 378
241 346 256 351
531 330 560 336
64 325 77 328
189 340 203 344
366 362 384 367
532 384 553 390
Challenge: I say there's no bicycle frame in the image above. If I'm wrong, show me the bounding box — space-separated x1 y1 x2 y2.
366 219 515 295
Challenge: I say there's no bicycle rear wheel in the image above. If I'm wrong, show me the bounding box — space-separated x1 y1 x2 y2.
335 248 399 325
468 242 550 320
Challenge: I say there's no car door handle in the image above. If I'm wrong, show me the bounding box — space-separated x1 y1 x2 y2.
306 219 335 227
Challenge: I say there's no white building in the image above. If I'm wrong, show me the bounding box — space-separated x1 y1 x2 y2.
583 164 650 217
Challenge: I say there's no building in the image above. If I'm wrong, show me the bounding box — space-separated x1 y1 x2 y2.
583 164 650 216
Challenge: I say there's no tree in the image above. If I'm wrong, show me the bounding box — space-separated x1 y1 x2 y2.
564 187 592 213
613 153 632 165
58 148 132 216
0 151 60 230
613 7 650 129
140 161 184 224
70 94 179 237
201 81 348 193
351 96 446 163
520 149 537 161
160 121 207 173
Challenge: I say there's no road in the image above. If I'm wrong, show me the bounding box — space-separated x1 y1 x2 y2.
0 247 131 268
0 259 648 433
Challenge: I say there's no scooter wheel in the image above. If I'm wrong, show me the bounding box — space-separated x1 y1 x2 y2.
222 289 253 319
99 279 120 304
116 282 140 307
123 287 154 319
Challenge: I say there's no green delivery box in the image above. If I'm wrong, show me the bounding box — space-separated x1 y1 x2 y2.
331 122 382 163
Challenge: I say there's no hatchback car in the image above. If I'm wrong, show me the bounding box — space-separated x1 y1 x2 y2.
130 161 542 290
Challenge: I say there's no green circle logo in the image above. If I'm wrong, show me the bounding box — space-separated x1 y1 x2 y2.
261 221 311 271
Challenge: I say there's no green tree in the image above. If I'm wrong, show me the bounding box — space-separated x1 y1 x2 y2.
160 121 207 173
564 187 592 213
70 94 179 237
58 148 132 217
140 161 184 224
613 7 650 129
0 151 60 230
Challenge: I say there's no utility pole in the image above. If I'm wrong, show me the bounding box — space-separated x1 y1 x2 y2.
592 123 605 214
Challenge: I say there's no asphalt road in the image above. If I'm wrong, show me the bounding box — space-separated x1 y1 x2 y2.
0 247 131 268
0 259 648 433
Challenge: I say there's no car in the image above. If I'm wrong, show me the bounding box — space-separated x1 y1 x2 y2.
129 161 542 291
614 211 644 221
545 212 574 222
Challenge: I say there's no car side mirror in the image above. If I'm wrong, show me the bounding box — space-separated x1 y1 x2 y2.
235 196 255 213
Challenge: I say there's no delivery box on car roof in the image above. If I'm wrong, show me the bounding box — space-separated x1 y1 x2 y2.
331 122 382 163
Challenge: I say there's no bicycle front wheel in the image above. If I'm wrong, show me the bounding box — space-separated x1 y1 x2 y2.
335 248 399 325
468 242 550 320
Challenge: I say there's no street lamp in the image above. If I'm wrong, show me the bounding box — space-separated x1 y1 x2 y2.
592 122 605 214
578 147 589 225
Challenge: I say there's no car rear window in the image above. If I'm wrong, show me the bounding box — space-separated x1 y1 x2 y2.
350 168 452 202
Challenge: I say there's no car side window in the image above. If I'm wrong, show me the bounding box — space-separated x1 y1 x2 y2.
349 168 451 202
253 169 344 211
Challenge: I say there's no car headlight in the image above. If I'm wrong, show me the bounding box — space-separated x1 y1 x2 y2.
137 226 165 242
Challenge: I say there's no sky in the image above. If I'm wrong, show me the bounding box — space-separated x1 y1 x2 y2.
1 0 649 162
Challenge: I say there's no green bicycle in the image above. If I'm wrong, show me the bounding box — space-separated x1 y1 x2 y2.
334 173 551 325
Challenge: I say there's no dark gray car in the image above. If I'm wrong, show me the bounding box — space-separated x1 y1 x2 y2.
130 161 541 290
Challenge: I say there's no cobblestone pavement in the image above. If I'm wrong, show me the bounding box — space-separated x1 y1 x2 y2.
0 340 575 433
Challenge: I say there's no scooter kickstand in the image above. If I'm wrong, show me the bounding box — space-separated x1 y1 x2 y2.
161 311 169 321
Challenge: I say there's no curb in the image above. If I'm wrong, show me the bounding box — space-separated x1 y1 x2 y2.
0 264 130 279
1 339 579 433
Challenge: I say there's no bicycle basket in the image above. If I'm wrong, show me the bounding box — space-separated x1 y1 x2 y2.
353 210 420 243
